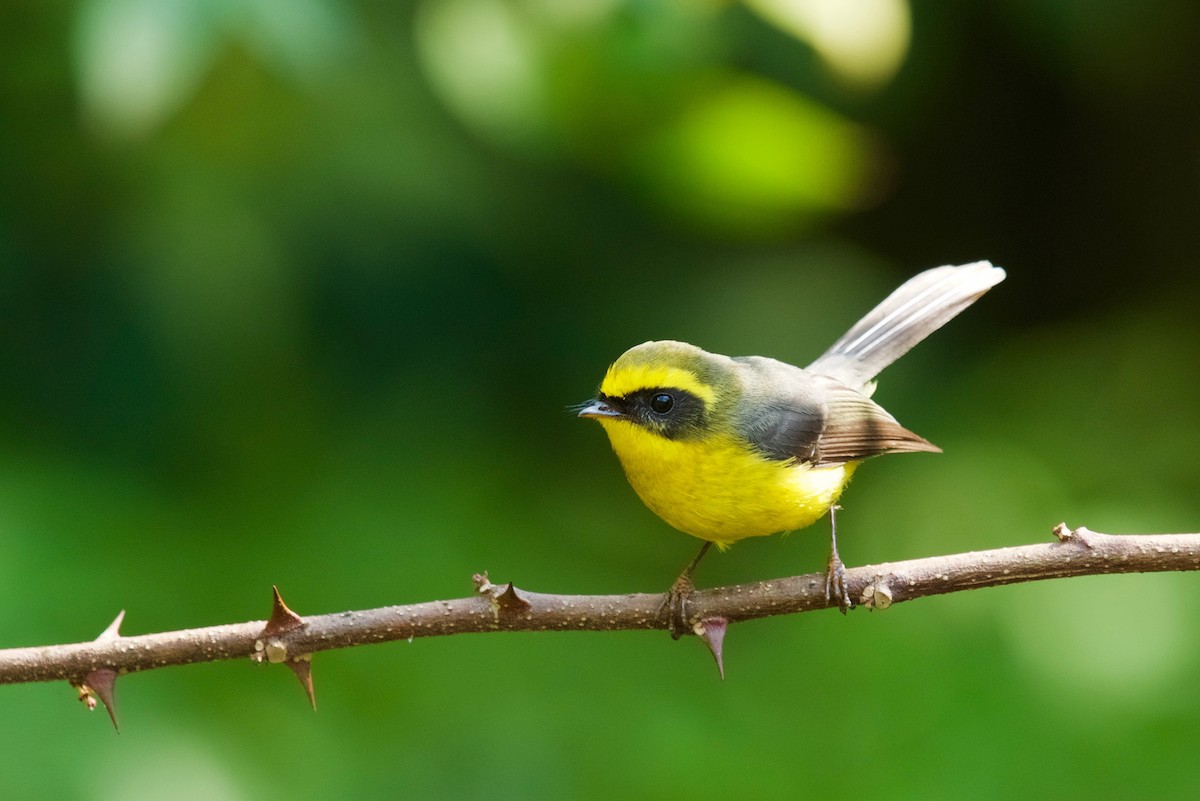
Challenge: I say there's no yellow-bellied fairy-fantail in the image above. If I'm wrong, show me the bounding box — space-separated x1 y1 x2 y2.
578 262 1004 630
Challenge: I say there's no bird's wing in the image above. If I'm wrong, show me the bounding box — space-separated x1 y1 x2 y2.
741 374 939 468
809 382 940 466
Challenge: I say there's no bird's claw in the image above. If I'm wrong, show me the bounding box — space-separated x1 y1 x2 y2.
825 552 852 614
662 573 696 640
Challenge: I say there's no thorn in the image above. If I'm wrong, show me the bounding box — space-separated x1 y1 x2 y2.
68 609 127 731
253 587 314 705
98 610 125 640
73 669 120 732
256 590 317 706
255 587 306 665
88 669 120 731
694 617 728 680
496 583 532 615
262 586 305 639
286 656 316 711
479 578 532 620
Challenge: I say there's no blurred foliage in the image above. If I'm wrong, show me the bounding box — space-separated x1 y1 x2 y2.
2 0 1200 798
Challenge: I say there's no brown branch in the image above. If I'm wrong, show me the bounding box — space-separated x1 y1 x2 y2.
3 525 1200 695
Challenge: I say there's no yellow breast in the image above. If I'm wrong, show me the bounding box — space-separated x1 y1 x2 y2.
597 418 855 549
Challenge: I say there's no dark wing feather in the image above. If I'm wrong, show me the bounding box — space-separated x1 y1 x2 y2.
744 400 826 463
739 368 938 467
811 383 940 466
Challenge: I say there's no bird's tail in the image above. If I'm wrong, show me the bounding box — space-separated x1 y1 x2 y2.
806 261 1005 391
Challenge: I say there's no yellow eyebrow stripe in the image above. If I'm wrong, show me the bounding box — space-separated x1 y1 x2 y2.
599 363 716 406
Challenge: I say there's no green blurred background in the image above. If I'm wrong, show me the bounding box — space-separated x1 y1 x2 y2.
3 0 1200 798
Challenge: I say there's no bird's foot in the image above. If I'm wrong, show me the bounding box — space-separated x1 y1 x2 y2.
824 550 853 614
662 572 696 640
660 541 713 639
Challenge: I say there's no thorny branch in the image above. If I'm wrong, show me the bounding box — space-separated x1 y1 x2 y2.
2 524 1199 726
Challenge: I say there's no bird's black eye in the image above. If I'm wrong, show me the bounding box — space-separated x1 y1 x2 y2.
650 393 674 414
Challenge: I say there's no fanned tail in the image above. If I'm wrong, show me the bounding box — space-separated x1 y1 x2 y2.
806 261 1005 391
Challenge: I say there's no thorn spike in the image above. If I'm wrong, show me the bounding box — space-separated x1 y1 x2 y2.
696 617 728 680
97 610 125 641
496 583 532 614
263 585 305 638
75 669 120 732
287 657 316 711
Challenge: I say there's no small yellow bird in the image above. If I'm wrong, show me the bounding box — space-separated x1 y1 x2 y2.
578 262 1004 630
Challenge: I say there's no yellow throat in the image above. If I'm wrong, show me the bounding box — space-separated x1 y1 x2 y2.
597 415 856 549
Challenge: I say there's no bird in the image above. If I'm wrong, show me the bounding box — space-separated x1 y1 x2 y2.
577 261 1005 634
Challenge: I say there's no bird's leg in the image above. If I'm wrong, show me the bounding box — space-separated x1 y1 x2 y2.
824 505 853 614
663 541 713 639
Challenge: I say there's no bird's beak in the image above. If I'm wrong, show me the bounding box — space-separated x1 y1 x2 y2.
577 399 624 420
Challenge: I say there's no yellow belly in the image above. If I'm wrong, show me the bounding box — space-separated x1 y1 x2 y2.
599 419 856 549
